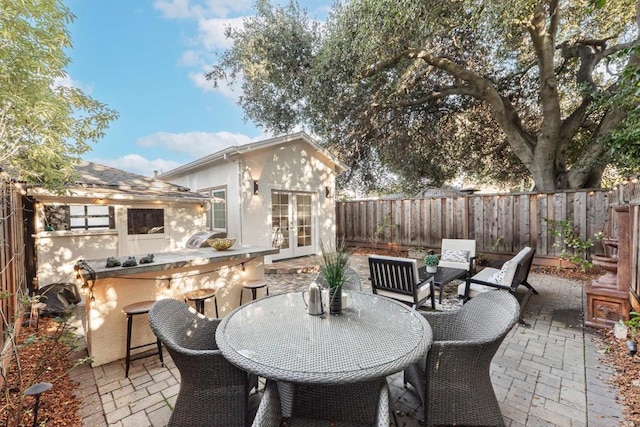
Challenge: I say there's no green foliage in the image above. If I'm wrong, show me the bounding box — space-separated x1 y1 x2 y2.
600 56 640 175
625 311 640 338
544 218 601 271
0 0 118 190
423 254 439 267
319 239 351 289
211 0 638 193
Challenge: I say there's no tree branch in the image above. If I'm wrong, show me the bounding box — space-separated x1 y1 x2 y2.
380 86 482 109
559 95 593 143
549 0 560 44
598 40 637 60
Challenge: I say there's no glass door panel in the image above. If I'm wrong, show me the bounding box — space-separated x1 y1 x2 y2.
271 193 290 250
297 195 312 248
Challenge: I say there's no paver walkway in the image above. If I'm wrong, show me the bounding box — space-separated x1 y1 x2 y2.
71 255 626 426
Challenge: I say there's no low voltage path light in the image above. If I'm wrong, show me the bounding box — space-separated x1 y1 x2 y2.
24 382 52 427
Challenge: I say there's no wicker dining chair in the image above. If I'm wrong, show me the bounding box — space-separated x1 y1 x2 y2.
315 266 362 291
403 291 520 426
149 299 250 427
251 379 390 426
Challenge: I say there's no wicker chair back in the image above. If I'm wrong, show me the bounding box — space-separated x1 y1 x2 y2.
404 291 520 426
149 299 249 427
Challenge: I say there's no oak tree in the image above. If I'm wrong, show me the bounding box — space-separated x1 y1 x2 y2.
210 0 639 192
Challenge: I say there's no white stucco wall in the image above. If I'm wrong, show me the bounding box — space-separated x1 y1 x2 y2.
163 137 338 262
241 140 337 259
163 161 242 242
34 201 206 286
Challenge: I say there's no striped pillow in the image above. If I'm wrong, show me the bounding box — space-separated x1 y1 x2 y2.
489 261 511 284
441 249 469 263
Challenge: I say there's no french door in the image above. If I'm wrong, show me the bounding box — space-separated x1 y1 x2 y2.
271 191 315 260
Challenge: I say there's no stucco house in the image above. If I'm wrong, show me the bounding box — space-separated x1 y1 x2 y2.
158 132 347 262
26 161 209 287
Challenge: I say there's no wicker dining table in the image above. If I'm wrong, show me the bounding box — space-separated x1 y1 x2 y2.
216 290 432 417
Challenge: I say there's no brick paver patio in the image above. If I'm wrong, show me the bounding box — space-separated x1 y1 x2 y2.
70 254 625 426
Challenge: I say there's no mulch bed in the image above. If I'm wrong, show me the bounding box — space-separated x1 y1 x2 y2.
0 317 82 427
596 330 640 425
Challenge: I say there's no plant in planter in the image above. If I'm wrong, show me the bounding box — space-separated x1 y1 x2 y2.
423 254 439 273
320 240 351 314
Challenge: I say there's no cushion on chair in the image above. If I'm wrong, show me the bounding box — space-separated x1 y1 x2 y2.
416 281 432 303
441 249 469 263
511 247 531 265
457 261 518 298
488 261 511 284
438 239 476 271
457 281 498 299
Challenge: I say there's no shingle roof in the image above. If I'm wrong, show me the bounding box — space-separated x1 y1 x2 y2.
28 161 207 202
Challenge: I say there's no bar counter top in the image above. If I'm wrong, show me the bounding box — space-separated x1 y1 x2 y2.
82 245 279 279
81 244 278 367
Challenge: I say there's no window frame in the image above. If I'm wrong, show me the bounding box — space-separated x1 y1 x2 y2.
44 204 115 231
208 187 227 231
126 207 165 235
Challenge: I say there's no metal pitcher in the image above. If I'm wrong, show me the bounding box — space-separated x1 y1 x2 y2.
302 282 324 315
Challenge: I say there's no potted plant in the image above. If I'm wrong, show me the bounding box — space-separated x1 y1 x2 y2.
424 254 439 273
320 239 350 314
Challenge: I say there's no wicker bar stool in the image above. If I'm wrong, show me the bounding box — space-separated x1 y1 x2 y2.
239 279 269 305
122 301 164 378
183 288 218 317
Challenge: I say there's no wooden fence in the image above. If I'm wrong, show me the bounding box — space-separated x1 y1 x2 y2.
612 179 640 311
336 189 612 260
0 179 27 381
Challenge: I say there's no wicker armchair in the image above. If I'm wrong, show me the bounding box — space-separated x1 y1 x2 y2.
315 266 362 291
403 291 520 426
252 379 390 426
149 299 249 427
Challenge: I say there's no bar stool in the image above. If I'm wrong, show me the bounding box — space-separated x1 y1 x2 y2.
183 288 218 317
239 279 269 305
122 301 164 378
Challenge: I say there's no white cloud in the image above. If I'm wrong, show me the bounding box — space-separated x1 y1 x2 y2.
197 17 244 50
153 0 204 19
178 50 201 67
188 71 215 92
53 74 94 94
153 0 250 95
154 0 252 19
89 154 182 178
88 129 283 177
187 69 241 100
135 131 253 158
202 0 253 18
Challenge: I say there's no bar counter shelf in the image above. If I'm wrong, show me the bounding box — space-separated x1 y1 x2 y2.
76 245 278 367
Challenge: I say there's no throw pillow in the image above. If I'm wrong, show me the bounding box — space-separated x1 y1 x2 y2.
488 261 511 284
441 249 469 263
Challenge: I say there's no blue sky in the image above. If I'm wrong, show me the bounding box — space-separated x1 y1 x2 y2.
64 0 331 177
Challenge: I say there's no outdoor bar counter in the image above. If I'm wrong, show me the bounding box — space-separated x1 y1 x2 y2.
78 245 278 367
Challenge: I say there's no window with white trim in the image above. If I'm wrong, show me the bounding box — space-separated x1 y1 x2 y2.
44 204 114 231
211 189 227 230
